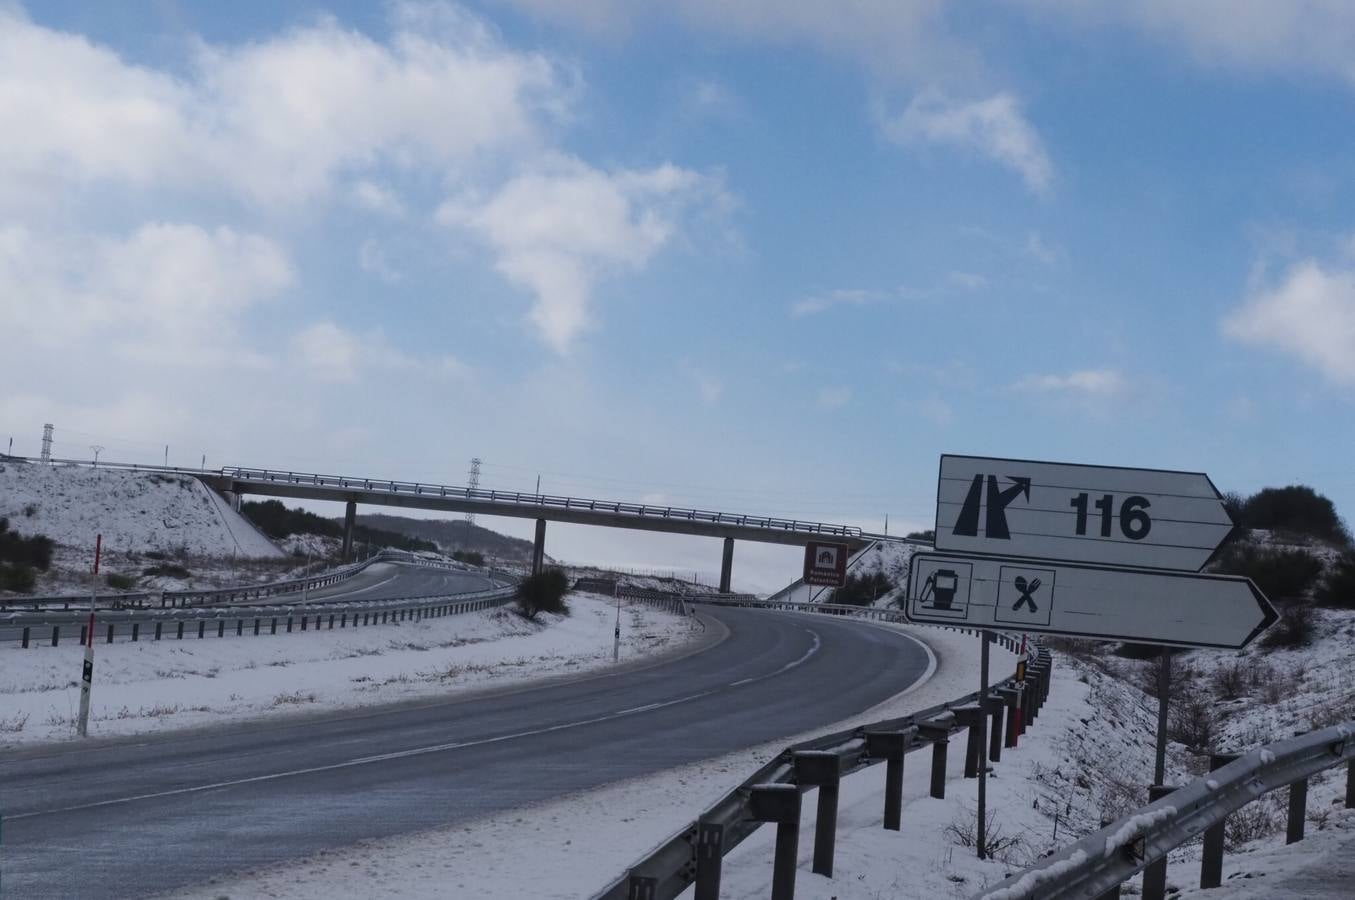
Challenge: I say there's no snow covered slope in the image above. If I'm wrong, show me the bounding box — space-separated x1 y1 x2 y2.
0 461 280 559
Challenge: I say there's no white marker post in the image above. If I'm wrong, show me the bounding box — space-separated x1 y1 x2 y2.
77 534 101 738
613 583 621 662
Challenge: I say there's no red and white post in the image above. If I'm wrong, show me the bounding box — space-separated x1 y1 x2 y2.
76 534 101 738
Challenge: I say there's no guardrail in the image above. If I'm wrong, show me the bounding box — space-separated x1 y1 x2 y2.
1 549 471 612
976 719 1355 900
595 600 1049 900
696 594 1025 653
5 582 519 648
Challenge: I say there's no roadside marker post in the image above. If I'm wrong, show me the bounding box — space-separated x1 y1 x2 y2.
76 534 101 738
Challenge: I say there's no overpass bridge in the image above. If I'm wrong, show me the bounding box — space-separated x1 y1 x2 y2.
13 458 874 591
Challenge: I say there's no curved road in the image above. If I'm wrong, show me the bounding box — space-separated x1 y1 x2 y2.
0 582 932 898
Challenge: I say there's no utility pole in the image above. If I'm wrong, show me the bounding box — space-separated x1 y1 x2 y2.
90 445 104 467
164 445 169 467
613 584 622 662
40 423 53 464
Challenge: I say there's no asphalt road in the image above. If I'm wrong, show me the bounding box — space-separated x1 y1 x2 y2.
0 594 932 899
0 563 501 645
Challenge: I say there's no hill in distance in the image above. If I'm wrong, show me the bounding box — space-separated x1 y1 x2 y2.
340 513 539 563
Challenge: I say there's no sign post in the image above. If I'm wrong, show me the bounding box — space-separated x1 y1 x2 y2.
77 534 101 738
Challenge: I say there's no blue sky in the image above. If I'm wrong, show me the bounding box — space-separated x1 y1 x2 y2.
3 1 1355 591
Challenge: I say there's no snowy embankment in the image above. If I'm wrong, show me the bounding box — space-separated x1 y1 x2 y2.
0 592 698 747
164 620 1015 900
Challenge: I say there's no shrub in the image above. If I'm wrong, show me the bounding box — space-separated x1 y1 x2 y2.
142 563 192 579
105 573 137 590
0 564 36 593
831 571 892 606
1315 551 1355 609
0 517 52 594
1238 485 1351 545
1211 542 1322 603
1169 688 1215 749
1260 600 1316 649
453 550 485 567
516 569 570 620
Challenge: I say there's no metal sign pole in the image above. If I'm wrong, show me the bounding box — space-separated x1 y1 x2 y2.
1153 647 1171 785
977 630 991 859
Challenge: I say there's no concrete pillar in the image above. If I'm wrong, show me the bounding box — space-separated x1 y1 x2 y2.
719 537 734 593
532 518 546 575
224 491 242 512
341 500 357 562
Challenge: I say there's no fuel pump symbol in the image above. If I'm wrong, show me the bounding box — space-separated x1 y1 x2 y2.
919 569 960 610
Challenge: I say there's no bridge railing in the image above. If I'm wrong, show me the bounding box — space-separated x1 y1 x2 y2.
221 465 865 538
593 600 1046 899
974 720 1355 900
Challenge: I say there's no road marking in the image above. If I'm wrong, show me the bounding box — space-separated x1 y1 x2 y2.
7 626 826 822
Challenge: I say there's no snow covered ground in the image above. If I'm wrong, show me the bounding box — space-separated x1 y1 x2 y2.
0 592 698 746
163 609 1355 900
162 620 1018 900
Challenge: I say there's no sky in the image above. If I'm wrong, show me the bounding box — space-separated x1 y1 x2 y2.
3 1 1355 592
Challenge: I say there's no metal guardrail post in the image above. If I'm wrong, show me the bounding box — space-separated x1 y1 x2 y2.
926 734 949 799
693 822 724 900
955 707 984 779
79 624 87 645
998 686 1020 750
1200 752 1239 888
1348 759 1355 809
1141 784 1175 900
866 731 909 831
625 877 656 900
21 626 29 648
749 784 802 900
51 625 59 646
795 751 842 877
1287 773 1308 844
988 695 1005 763
1095 818 1120 900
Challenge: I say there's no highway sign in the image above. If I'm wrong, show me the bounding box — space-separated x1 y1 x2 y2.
934 455 1235 572
803 541 850 587
906 552 1277 649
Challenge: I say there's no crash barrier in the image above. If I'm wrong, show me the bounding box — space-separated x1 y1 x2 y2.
594 636 1052 900
6 583 517 649
975 719 1355 900
2 549 477 612
695 594 1026 654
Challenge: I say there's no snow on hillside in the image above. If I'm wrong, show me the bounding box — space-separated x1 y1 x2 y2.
0 461 280 560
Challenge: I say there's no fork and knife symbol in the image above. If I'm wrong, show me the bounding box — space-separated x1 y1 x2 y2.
1012 575 1041 612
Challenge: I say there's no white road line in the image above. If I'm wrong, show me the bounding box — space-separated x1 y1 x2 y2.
8 627 826 822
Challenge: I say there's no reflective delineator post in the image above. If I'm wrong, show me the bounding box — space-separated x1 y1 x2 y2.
77 534 101 738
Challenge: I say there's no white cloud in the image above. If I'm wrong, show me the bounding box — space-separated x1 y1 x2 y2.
0 4 571 212
947 271 988 290
501 0 962 80
885 91 1053 193
349 181 407 217
791 288 888 318
1012 369 1130 397
1223 260 1355 385
359 239 402 283
438 157 720 352
290 320 468 383
1019 0 1355 85
0 222 293 363
1025 231 1062 265
817 386 852 409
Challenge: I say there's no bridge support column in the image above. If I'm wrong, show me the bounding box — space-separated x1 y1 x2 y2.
341 501 356 562
224 491 242 512
532 518 546 575
719 537 734 593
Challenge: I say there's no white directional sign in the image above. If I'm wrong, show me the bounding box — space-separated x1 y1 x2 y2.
934 455 1235 572
906 552 1277 649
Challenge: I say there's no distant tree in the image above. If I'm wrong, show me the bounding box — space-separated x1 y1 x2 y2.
0 517 53 593
906 530 935 542
1238 486 1350 545
241 500 437 553
832 572 893 607
1211 542 1323 603
453 550 485 567
1316 550 1355 609
516 569 570 620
